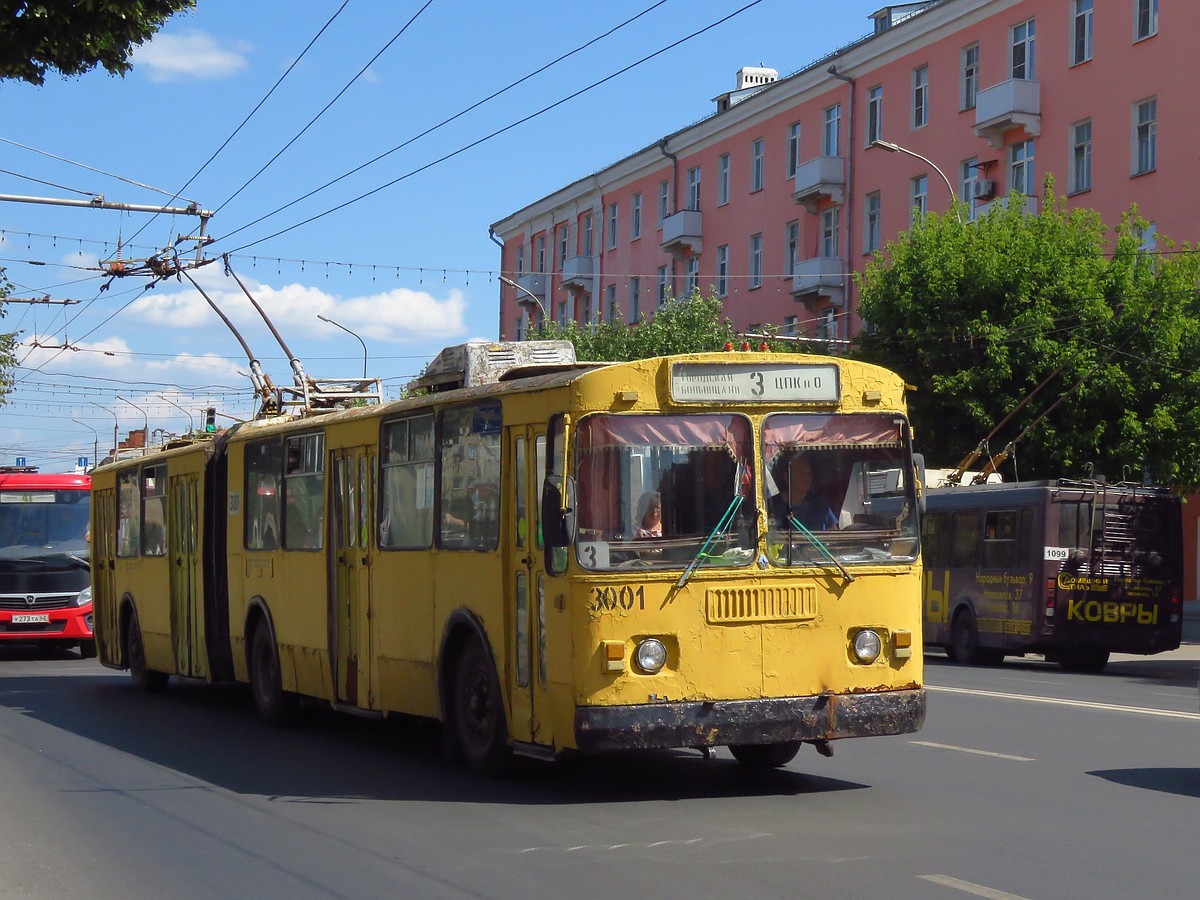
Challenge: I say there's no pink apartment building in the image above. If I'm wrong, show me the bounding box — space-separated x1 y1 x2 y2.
491 0 1185 346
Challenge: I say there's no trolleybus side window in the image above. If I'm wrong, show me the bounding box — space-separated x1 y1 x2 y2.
380 414 435 549
117 468 141 557
982 509 1017 569
284 432 325 550
439 402 502 550
951 511 982 567
142 464 167 557
921 512 952 568
245 439 283 551
1058 500 1091 549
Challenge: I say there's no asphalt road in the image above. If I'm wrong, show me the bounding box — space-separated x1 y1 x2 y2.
1 640 1197 900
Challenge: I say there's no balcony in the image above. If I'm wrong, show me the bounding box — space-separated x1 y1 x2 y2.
975 192 1039 219
974 79 1040 149
560 255 593 292
792 256 844 306
792 156 845 214
515 272 547 303
661 209 703 256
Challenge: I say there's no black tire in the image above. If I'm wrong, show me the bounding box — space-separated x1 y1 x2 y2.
250 621 295 725
126 612 168 692
79 638 97 660
1058 647 1110 673
453 639 511 776
729 740 802 768
950 607 984 665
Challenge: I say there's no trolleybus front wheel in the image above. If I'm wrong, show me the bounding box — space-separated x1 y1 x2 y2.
453 639 511 776
79 638 97 660
126 611 167 692
949 607 984 665
729 740 802 768
250 622 296 725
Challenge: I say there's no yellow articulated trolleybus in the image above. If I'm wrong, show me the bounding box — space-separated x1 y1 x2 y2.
91 340 926 774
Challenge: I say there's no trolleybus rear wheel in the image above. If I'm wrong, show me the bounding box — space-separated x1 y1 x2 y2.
250 621 296 725
126 611 167 692
1058 647 1110 673
453 639 511 776
729 740 802 768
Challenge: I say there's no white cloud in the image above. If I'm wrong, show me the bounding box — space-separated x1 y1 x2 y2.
132 30 250 82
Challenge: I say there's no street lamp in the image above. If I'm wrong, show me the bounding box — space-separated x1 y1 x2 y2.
870 139 961 220
497 275 547 335
71 419 99 471
90 402 118 462
158 393 196 434
116 395 150 455
317 314 368 378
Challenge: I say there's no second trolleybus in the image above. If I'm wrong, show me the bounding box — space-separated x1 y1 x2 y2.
91 341 926 773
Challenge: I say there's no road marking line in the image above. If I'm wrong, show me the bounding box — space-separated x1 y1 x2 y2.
911 741 1033 761
926 684 1200 720
919 874 1032 899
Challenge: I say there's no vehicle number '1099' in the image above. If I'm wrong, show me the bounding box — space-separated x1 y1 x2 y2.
591 585 646 612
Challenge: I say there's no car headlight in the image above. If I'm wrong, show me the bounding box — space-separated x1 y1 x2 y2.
72 585 93 608
633 638 667 674
852 629 882 664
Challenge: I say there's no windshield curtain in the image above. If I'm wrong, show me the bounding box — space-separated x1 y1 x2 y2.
763 413 918 567
574 414 755 572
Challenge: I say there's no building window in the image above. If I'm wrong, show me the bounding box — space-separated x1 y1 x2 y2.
717 153 730 205
583 214 593 256
685 256 699 297
785 220 799 277
557 299 569 324
1070 119 1092 193
558 226 568 267
536 235 546 272
912 65 929 128
631 192 642 240
657 265 669 306
787 123 802 178
716 244 729 297
514 312 527 341
750 138 765 192
817 308 837 342
1134 0 1158 41
821 208 839 258
686 166 701 211
607 203 619 249
961 158 980 221
515 243 524 276
865 192 881 253
783 315 798 336
823 104 841 156
1010 140 1035 195
749 233 763 288
1012 19 1036 80
658 180 669 226
911 174 928 220
605 284 617 322
1071 0 1093 65
961 44 979 110
1134 97 1157 174
629 276 641 322
866 85 883 145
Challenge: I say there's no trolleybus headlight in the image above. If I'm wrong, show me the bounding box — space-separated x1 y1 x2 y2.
633 638 668 674
71 585 92 608
852 629 883 664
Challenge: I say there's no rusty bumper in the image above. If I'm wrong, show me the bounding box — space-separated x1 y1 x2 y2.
574 688 926 753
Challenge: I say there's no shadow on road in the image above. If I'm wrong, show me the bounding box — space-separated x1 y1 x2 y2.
0 666 869 805
1088 767 1200 799
926 650 1200 688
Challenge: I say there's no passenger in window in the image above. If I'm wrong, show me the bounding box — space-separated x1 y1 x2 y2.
770 452 838 531
635 491 663 537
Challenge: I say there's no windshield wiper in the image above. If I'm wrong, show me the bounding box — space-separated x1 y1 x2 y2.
676 459 750 589
787 515 855 584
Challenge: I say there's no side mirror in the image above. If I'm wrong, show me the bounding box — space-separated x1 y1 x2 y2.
541 475 576 547
913 453 927 515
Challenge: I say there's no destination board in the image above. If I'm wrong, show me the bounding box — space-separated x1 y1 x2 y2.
670 362 841 403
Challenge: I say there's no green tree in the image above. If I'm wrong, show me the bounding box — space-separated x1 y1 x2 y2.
1 1 195 85
0 269 18 403
854 183 1200 486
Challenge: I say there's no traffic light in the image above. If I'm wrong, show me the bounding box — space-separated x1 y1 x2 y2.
205 407 217 432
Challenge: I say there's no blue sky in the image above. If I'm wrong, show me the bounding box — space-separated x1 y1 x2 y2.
1 0 881 471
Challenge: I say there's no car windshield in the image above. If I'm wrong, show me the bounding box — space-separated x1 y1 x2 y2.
0 491 91 560
574 414 755 571
763 413 918 567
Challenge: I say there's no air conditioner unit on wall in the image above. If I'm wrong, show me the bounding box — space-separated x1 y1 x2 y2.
972 179 996 200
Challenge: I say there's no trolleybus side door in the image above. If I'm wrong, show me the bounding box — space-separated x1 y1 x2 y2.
168 471 208 678
92 487 119 662
330 445 376 709
506 424 554 751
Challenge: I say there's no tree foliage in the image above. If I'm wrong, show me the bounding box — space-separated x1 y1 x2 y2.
0 269 18 404
854 182 1200 486
1 1 195 85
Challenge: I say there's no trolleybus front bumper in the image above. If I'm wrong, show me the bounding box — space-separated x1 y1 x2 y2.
574 687 926 752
